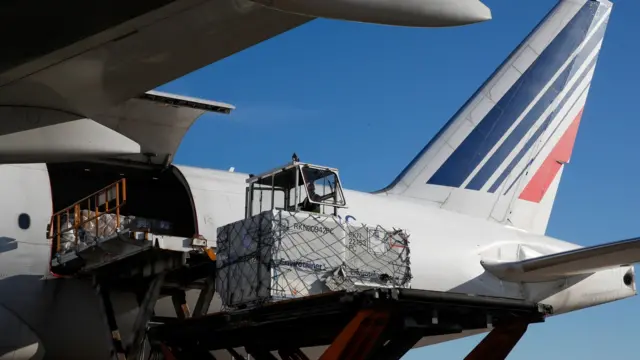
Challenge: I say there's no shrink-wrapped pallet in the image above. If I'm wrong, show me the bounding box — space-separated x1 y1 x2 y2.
216 210 411 309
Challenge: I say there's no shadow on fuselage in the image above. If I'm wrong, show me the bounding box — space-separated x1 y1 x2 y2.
448 270 592 308
0 237 18 253
0 274 142 360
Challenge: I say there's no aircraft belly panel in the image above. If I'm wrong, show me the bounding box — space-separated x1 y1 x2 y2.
0 276 114 360
0 303 43 359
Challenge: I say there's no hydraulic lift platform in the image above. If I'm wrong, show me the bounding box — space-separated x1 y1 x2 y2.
47 178 214 278
147 288 553 360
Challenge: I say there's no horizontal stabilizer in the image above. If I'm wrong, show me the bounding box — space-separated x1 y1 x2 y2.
481 237 640 282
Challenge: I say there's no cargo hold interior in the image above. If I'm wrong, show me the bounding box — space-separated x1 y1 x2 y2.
46 161 198 239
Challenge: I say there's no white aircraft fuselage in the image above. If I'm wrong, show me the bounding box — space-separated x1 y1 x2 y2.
0 161 634 359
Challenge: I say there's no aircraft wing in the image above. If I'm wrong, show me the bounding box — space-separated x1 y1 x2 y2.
481 237 640 283
0 0 311 119
0 91 234 164
93 90 235 166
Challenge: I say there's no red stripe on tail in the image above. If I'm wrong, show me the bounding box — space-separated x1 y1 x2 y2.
519 108 584 203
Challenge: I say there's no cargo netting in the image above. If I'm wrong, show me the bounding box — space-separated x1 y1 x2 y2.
216 210 412 309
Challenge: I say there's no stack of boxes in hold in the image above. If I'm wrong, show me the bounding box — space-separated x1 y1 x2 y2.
58 210 173 253
59 210 125 252
216 209 412 309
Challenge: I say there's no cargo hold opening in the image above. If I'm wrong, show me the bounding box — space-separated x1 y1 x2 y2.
46 162 197 239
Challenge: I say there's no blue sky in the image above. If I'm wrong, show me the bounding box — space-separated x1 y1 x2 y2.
158 0 640 358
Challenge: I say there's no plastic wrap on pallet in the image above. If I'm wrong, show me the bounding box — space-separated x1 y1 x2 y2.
59 218 77 252
216 209 412 309
79 210 125 239
58 210 127 253
56 209 174 255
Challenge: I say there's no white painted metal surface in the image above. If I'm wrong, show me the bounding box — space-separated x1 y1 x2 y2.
0 91 235 165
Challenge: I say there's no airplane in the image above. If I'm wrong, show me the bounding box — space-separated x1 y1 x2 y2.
0 0 491 162
0 0 630 359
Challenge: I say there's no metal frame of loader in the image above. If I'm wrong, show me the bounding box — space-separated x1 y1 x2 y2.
144 156 552 360
45 177 220 360
147 287 553 360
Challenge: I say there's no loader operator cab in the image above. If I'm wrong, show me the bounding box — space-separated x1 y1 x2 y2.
245 154 347 218
300 182 321 213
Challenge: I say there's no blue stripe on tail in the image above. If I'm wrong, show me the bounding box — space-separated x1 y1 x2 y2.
468 19 606 192
497 55 598 195
465 58 577 191
425 1 598 188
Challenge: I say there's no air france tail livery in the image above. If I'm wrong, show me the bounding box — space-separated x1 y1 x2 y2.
378 0 611 236
0 0 633 359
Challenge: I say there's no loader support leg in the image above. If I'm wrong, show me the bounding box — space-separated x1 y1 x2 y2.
194 276 215 317
128 273 165 359
98 283 127 360
319 309 390 360
226 348 246 360
246 346 278 360
279 348 310 360
464 320 529 360
171 290 191 319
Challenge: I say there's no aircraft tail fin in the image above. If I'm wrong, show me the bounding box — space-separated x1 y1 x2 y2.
377 0 613 235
